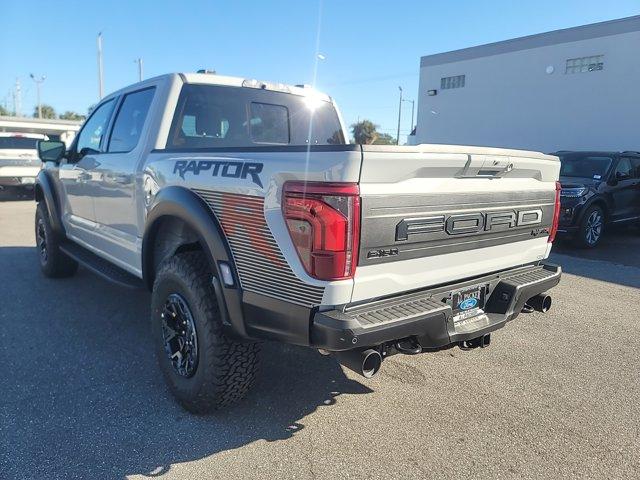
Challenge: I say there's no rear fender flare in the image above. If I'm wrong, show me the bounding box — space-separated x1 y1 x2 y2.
142 186 248 339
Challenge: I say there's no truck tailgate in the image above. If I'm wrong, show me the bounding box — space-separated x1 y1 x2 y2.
352 144 560 302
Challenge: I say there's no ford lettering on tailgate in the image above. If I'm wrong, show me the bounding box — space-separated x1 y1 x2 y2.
396 209 543 241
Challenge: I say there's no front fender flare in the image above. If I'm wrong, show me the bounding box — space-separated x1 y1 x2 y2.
34 169 65 236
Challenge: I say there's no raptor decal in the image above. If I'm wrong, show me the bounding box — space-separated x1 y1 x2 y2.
174 160 264 188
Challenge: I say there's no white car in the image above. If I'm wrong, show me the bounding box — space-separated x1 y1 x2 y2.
0 132 48 192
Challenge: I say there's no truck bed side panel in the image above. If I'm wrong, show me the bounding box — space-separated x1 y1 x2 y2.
144 146 362 308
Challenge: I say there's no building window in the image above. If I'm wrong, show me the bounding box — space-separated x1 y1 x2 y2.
441 75 465 90
565 55 604 74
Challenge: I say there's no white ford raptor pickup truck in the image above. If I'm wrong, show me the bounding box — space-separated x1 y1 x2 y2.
34 72 561 412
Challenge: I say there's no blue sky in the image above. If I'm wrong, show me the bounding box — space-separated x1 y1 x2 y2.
1 0 638 142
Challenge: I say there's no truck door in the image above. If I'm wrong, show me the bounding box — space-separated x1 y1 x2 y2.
58 98 115 244
91 87 156 270
609 157 638 221
630 157 640 218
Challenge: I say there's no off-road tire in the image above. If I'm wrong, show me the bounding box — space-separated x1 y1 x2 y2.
151 251 260 413
35 202 78 277
574 205 605 248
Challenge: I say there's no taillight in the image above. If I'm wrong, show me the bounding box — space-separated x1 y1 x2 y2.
548 181 561 243
282 181 360 281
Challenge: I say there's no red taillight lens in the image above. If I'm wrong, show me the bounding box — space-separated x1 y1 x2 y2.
282 181 360 280
548 181 561 243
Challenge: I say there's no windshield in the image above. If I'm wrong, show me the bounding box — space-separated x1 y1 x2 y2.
559 154 613 179
0 137 40 150
167 84 345 149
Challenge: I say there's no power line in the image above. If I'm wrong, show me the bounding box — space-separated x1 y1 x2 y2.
377 128 412 134
325 71 418 87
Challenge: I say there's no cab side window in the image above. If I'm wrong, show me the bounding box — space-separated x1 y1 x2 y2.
108 88 155 153
629 158 640 178
614 158 633 178
75 99 115 158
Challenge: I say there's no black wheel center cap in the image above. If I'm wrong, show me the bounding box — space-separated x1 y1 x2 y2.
161 293 199 377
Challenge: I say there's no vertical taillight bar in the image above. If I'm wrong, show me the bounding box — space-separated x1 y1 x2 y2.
282 182 360 281
548 181 562 243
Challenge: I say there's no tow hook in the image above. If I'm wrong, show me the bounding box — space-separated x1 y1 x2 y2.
460 334 491 350
521 304 535 314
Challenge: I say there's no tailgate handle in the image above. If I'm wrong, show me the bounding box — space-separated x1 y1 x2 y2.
456 155 513 179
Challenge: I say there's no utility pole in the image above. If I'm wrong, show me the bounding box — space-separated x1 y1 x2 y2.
396 86 403 146
135 58 144 82
97 32 104 99
30 74 46 118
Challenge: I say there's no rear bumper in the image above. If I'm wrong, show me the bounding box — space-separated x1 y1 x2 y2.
0 165 41 185
311 263 561 351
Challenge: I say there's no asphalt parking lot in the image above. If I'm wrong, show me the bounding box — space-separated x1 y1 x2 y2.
1 197 639 480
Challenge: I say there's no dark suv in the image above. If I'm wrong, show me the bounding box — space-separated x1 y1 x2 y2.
553 151 640 247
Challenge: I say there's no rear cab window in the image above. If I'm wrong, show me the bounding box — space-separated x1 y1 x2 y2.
166 84 345 149
249 103 289 144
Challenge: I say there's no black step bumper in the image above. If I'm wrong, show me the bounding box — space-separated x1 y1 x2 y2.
311 263 561 351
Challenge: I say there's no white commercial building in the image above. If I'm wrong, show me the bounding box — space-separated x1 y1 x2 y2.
412 15 640 153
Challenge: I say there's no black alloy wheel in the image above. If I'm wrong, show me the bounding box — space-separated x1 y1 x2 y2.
36 216 48 264
161 293 199 378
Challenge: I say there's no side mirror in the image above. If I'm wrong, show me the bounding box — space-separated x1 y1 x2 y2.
37 140 66 163
615 171 631 181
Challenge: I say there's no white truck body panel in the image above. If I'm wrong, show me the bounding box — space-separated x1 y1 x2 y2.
45 72 560 313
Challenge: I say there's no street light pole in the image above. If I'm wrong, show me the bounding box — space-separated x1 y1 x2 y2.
396 86 403 146
30 74 45 118
97 32 104 99
402 98 415 133
135 58 143 82
13 78 22 117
